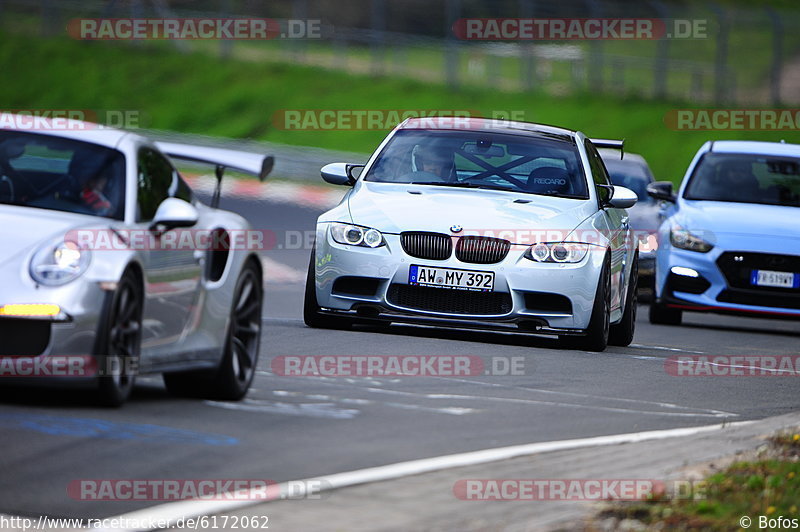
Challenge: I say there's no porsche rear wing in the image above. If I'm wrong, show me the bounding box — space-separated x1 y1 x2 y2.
156 141 275 182
590 138 624 159
156 141 274 208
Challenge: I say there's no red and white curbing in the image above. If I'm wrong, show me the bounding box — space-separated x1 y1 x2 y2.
260 257 305 285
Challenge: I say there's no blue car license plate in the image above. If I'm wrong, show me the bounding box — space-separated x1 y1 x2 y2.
750 269 800 289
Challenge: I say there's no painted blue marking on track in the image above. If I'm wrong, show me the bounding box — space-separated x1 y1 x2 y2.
0 413 238 446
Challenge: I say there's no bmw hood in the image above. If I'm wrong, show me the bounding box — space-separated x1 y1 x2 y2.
0 205 106 267
346 182 596 244
677 200 800 240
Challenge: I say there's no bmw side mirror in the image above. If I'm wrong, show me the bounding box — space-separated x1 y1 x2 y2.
321 163 363 186
607 185 638 209
149 197 199 231
647 181 676 203
348 165 365 180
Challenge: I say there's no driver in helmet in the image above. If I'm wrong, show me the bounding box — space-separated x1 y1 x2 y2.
415 145 454 181
81 173 112 215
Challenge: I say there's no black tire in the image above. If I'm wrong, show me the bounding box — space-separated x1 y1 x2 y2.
609 251 638 347
303 250 351 329
649 299 683 325
96 268 143 407
164 260 262 400
562 254 610 352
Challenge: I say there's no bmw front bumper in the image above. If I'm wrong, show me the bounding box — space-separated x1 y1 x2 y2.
313 226 607 334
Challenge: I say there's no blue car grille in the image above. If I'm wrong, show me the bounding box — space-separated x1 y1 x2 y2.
716 252 800 292
715 251 800 310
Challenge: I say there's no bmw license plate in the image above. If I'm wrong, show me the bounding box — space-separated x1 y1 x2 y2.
750 269 800 289
409 265 494 291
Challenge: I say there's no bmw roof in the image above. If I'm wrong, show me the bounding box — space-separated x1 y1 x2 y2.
397 117 579 141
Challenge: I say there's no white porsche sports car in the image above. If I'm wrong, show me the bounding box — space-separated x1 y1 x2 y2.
305 118 639 351
0 113 273 405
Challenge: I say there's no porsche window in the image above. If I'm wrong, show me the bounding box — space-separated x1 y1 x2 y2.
137 148 175 221
0 131 125 219
684 153 800 207
365 130 588 199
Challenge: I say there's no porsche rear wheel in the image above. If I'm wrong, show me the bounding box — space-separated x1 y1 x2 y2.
164 260 262 400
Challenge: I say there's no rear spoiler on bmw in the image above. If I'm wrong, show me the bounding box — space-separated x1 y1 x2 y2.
156 141 275 208
590 138 624 159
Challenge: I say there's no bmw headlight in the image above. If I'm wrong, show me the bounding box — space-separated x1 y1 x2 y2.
670 226 713 253
330 223 385 248
524 242 590 263
30 238 91 286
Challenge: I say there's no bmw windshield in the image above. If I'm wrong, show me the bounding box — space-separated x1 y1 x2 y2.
364 129 589 199
0 131 125 219
684 152 800 207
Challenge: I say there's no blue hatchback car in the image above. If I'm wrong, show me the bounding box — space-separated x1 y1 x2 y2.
647 140 800 325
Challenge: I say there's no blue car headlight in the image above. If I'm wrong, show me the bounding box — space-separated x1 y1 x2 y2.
30 237 91 286
330 223 385 248
670 225 713 253
524 242 590 263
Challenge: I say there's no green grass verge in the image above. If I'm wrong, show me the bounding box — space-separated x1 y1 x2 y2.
0 32 795 184
597 431 800 531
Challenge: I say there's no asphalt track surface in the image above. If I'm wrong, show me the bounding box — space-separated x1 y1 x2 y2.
1 193 798 521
